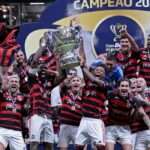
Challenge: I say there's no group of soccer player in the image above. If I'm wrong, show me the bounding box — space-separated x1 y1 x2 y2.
0 22 149 150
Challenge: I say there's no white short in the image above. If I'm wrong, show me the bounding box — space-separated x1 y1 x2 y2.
28 114 54 143
106 125 132 145
134 130 150 150
75 117 105 146
54 133 59 144
131 133 137 150
0 127 26 150
58 124 78 148
51 86 62 107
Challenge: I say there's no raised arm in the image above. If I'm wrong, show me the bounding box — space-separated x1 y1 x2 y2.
79 37 86 66
31 36 49 66
78 37 105 87
82 66 105 87
120 30 139 51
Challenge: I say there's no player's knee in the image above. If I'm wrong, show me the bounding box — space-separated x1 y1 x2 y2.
96 144 105 150
30 142 39 150
0 143 5 150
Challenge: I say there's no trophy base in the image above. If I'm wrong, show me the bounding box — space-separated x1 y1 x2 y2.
61 62 80 69
60 56 79 69
60 54 80 69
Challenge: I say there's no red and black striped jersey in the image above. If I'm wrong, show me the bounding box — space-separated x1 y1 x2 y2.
130 98 150 133
107 93 133 126
138 48 150 87
82 78 107 119
115 50 139 79
59 93 82 126
39 53 57 72
0 91 26 131
29 82 52 117
38 53 57 86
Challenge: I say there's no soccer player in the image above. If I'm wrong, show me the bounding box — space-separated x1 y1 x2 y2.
75 38 107 150
0 74 27 150
51 68 78 107
76 63 106 150
8 50 30 94
106 79 133 150
131 77 150 150
130 78 139 150
138 35 150 87
28 64 55 150
58 76 82 150
130 78 138 96
114 29 139 79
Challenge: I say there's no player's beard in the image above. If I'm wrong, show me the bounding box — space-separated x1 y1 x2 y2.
9 86 19 95
17 59 24 65
72 86 80 95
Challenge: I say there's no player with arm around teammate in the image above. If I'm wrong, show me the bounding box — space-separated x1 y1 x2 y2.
75 37 107 150
58 75 83 150
0 74 27 150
